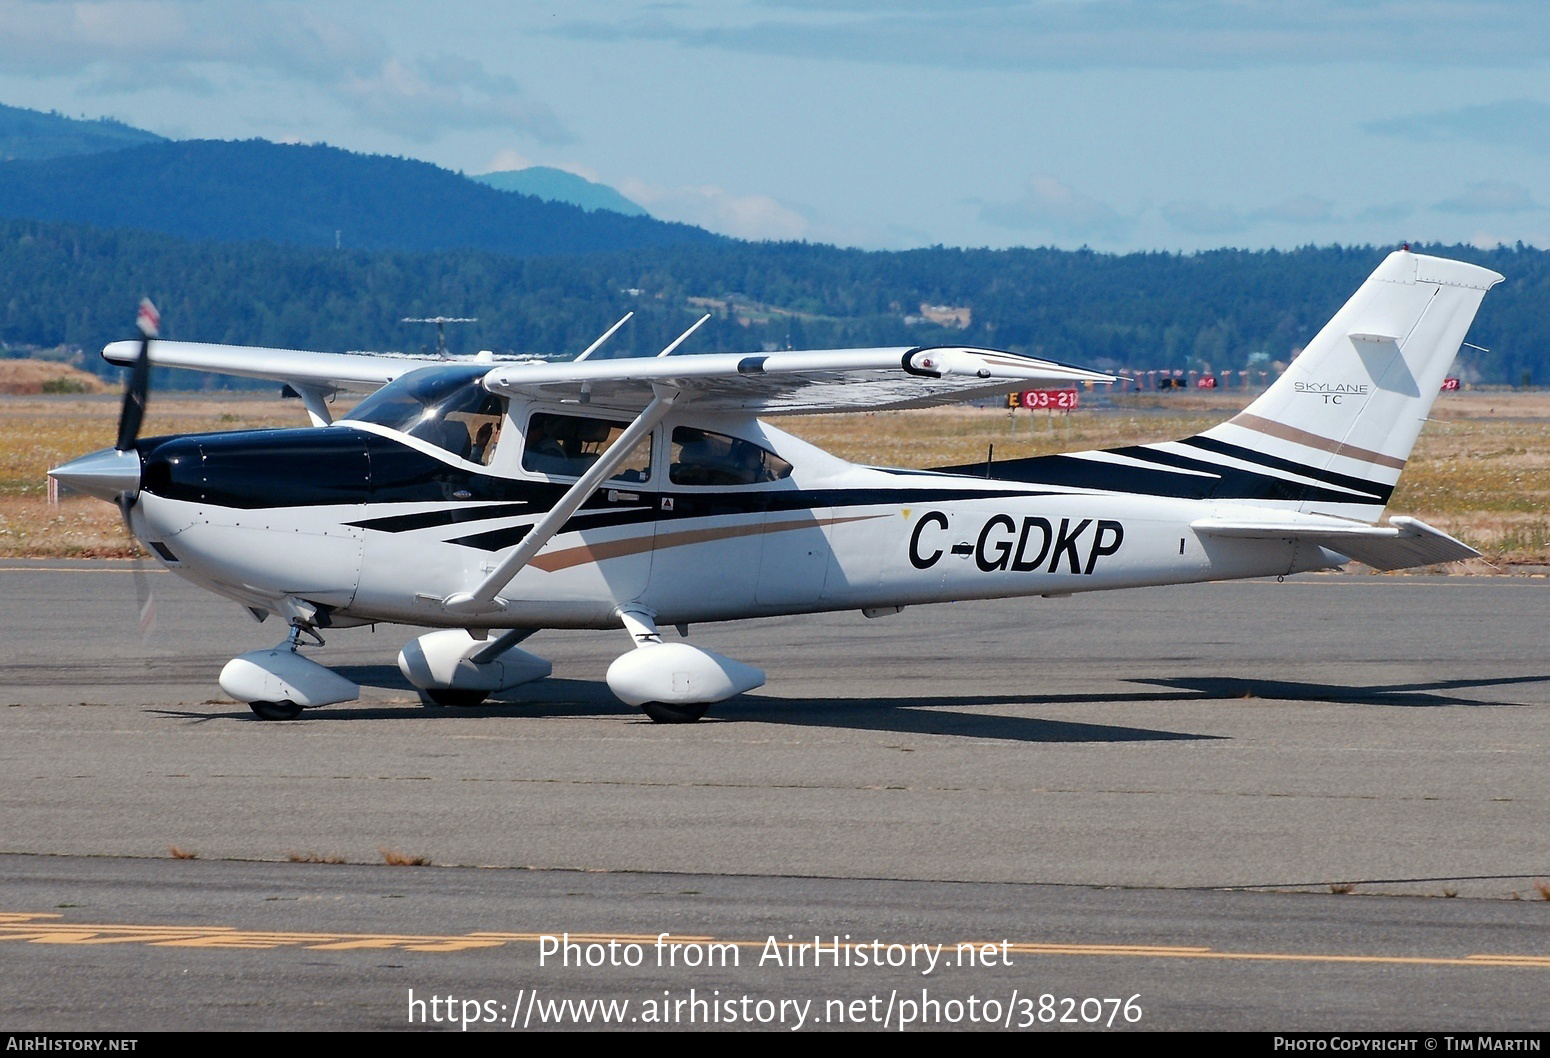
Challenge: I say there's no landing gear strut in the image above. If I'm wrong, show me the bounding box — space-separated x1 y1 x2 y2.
606 608 764 723
219 616 359 721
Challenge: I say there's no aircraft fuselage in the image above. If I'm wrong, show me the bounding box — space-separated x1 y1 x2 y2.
129 409 1332 632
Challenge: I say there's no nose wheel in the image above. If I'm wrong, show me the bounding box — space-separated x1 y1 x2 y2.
639 700 710 724
248 699 303 721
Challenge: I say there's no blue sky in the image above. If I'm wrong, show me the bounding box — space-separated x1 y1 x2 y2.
0 0 1545 252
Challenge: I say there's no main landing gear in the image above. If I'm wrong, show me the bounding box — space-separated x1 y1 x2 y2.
398 628 552 709
605 608 764 723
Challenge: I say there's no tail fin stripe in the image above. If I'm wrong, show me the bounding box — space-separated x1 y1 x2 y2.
1221 412 1408 471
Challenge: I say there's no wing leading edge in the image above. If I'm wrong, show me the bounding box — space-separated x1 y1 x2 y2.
482 345 1114 415
103 339 432 391
105 340 1114 416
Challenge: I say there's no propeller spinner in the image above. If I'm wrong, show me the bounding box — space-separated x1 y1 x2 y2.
48 299 156 501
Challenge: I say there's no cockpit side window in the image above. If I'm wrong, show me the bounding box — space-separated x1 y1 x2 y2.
423 384 504 465
669 427 792 486
522 412 652 483
342 365 506 465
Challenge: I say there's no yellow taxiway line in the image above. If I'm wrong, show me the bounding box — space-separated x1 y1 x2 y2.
0 913 1544 968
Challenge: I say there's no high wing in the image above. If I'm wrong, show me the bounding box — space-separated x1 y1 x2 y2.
481 345 1113 414
103 338 496 426
106 339 1114 416
103 339 435 390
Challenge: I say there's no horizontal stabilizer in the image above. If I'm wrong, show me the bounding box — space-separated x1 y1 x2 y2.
1191 515 1479 571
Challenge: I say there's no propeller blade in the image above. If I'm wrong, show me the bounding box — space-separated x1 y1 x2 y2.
116 298 158 452
117 493 158 641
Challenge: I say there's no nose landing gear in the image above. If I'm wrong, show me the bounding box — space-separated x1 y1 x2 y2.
221 620 359 721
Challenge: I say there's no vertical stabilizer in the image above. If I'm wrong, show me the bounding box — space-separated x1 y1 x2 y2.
1195 250 1502 521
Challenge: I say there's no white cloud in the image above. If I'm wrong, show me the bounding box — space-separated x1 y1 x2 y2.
0 0 571 144
1355 202 1416 224
1161 194 1337 236
1468 231 1511 250
1258 195 1334 225
335 53 569 144
483 148 536 173
555 1 1550 71
618 177 812 240
1436 181 1539 214
1160 200 1246 235
979 176 1134 243
1365 99 1550 154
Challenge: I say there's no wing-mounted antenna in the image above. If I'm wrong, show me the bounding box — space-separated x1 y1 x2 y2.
658 313 711 357
573 312 634 363
402 316 478 359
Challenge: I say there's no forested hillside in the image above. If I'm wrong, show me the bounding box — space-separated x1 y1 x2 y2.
2 217 1544 385
0 139 719 256
0 103 164 161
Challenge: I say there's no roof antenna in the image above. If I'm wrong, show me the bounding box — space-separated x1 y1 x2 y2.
402 316 478 359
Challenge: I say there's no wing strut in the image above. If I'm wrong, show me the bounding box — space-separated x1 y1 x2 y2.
442 383 681 616
291 384 335 426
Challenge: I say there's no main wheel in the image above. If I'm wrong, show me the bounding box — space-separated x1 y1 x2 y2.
249 699 303 721
424 688 489 708
639 700 709 724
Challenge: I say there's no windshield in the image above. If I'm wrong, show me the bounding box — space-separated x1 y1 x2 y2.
342 365 506 464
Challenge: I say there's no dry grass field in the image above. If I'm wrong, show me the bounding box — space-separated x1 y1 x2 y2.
4 388 1547 568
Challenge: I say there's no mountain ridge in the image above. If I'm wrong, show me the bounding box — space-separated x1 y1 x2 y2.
0 136 718 257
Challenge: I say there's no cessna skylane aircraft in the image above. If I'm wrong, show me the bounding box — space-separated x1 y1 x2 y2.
51 249 1500 722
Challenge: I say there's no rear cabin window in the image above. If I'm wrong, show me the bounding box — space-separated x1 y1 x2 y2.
522 412 652 483
669 428 792 486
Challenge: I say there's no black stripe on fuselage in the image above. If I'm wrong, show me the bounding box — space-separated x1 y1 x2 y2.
348 502 538 534
935 443 1388 506
1102 443 1389 504
1174 435 1394 502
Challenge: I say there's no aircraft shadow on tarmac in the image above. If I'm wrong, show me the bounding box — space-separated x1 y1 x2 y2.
1135 673 1550 708
153 664 1217 744
152 667 1549 743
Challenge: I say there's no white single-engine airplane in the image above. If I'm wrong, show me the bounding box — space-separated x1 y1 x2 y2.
51 249 1500 722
